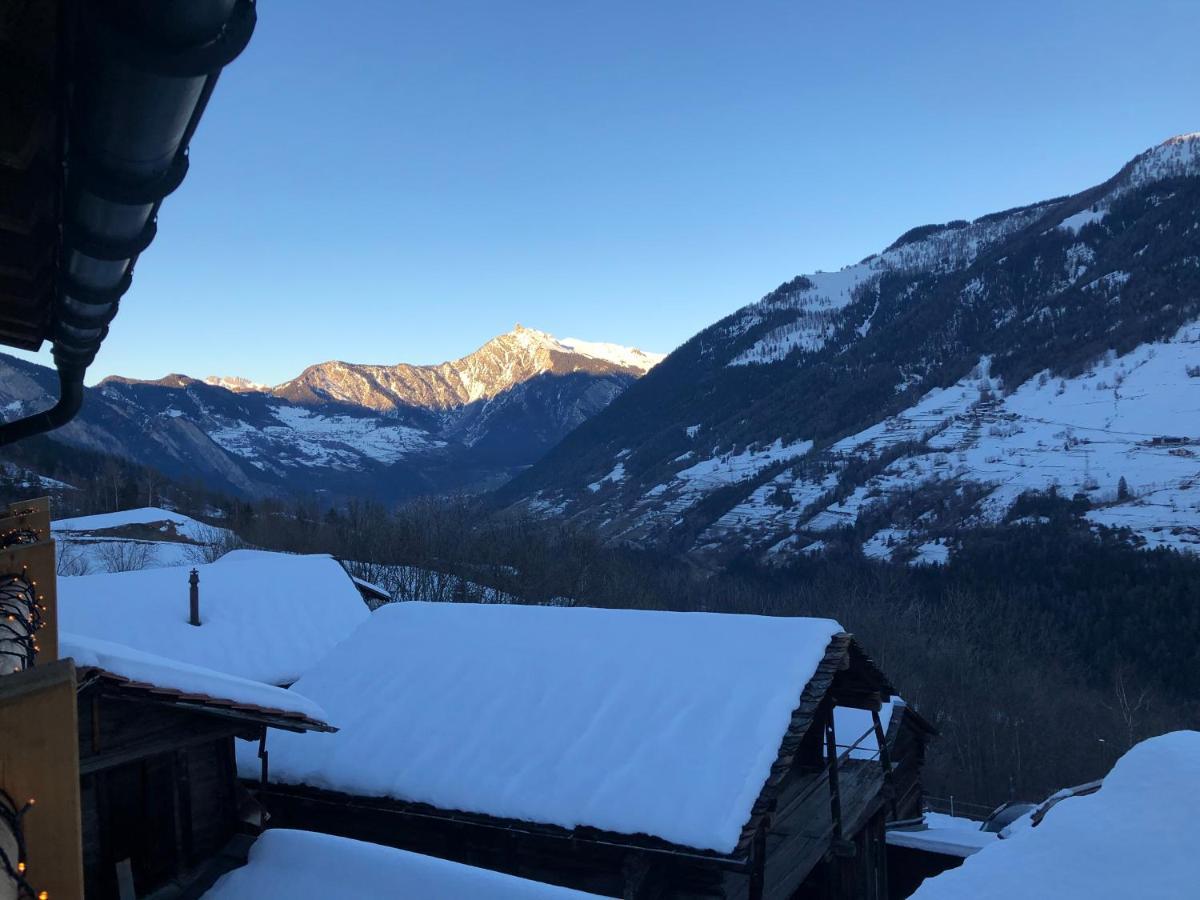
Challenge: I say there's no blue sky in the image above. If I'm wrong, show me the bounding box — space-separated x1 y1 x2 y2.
30 1 1200 384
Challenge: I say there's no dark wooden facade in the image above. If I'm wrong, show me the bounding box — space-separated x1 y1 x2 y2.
75 671 330 899
253 634 934 900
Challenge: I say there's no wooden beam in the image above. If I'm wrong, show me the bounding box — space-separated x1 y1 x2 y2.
78 716 242 776
0 659 84 900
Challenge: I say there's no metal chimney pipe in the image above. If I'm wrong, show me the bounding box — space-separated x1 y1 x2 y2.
189 568 200 626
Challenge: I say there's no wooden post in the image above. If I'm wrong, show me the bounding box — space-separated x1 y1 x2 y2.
747 825 766 900
825 718 844 842
871 708 898 820
188 568 200 627
0 660 85 900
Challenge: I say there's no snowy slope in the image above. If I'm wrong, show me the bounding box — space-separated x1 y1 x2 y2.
729 202 1056 367
505 134 1200 560
52 507 238 575
237 602 843 853
54 506 224 541
707 324 1200 560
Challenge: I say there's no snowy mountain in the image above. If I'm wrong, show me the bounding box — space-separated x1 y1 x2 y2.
501 134 1200 561
0 327 663 500
203 375 269 393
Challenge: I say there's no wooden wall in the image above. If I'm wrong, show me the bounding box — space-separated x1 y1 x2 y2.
256 787 735 899
77 688 242 899
0 660 84 900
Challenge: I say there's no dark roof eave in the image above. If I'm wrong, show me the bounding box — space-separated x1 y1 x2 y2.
77 666 334 734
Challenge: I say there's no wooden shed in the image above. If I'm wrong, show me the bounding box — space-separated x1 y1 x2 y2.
65 633 333 899
247 602 935 900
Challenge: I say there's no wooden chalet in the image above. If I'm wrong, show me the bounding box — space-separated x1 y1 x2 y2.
248 602 938 900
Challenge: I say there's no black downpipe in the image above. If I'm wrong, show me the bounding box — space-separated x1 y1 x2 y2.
0 0 256 447
0 366 85 446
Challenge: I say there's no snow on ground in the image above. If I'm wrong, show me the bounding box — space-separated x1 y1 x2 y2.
910 540 951 566
1056 206 1107 235
637 439 815 527
0 462 75 492
705 324 1200 561
862 528 911 561
203 829 611 900
557 337 665 373
210 406 444 471
703 470 840 542
887 811 996 858
587 462 626 492
676 439 814 491
729 266 878 365
61 632 327 723
911 731 1200 899
59 552 369 685
53 507 238 575
728 200 1059 368
55 537 202 574
203 375 270 393
239 603 843 854
53 506 221 541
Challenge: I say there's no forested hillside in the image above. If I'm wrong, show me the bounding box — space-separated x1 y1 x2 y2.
501 135 1200 563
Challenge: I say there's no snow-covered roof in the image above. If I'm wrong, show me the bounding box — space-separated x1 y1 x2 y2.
203 829 610 899
59 552 369 685
63 632 330 730
240 602 849 854
911 731 1200 899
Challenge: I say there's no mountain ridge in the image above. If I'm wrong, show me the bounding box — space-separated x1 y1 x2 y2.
499 134 1200 562
1 326 664 501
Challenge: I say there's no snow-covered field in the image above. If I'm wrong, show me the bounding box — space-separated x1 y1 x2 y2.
672 324 1200 562
209 406 445 472
53 507 238 575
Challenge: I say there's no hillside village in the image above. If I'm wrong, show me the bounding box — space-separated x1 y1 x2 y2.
1 500 1195 898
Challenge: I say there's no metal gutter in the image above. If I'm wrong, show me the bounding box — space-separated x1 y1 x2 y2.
0 0 257 445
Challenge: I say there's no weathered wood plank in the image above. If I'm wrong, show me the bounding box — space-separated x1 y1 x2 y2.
0 658 84 899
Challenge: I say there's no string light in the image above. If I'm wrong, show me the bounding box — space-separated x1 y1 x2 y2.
0 528 40 549
0 789 43 899
0 569 43 675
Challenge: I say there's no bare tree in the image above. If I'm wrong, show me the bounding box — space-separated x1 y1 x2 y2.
96 540 156 573
184 524 247 564
1106 668 1152 751
56 540 91 577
